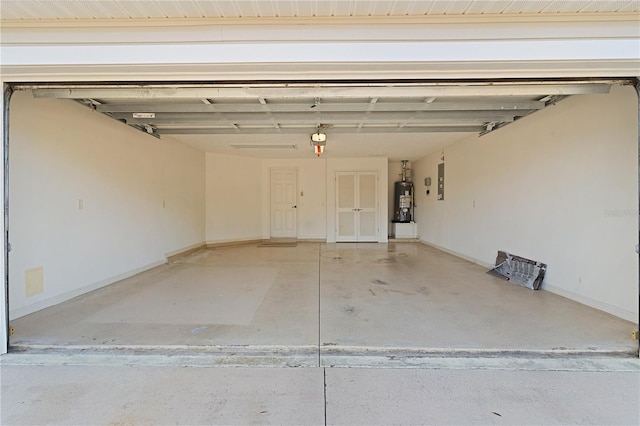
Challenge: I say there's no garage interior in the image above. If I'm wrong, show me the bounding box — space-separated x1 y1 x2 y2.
1 1 639 363
5 79 639 362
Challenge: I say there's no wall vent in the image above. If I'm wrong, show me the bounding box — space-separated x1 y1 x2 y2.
25 267 44 298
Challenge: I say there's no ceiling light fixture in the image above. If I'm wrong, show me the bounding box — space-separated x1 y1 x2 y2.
310 128 326 157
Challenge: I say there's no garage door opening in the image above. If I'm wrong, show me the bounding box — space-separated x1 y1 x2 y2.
4 80 639 362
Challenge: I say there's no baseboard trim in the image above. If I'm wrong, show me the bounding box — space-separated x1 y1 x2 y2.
205 237 332 248
165 242 206 263
9 259 165 320
206 238 264 249
419 239 638 323
542 284 637 324
419 239 494 269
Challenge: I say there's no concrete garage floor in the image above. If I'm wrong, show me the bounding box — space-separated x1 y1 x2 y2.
3 242 640 425
9 242 637 357
1 361 639 425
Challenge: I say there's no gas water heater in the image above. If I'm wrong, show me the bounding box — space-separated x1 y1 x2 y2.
393 160 413 223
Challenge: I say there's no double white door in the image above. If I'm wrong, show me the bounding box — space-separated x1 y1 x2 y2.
336 172 378 242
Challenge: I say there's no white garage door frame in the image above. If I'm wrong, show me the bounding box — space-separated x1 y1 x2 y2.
1 76 639 354
1 11 640 355
636 81 640 352
2 84 11 355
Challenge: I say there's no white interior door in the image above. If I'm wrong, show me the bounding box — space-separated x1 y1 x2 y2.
270 168 297 238
336 173 357 241
357 173 378 241
336 172 378 242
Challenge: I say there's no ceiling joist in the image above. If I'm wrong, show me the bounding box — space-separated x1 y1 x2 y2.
157 126 484 135
16 80 616 138
95 100 545 114
30 83 611 100
117 111 519 122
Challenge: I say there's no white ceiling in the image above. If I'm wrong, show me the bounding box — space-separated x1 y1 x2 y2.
1 0 637 21
174 132 462 161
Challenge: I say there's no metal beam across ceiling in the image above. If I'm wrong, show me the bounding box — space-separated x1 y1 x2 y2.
17 81 615 137
30 83 611 99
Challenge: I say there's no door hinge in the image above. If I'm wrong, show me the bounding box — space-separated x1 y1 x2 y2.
7 242 11 252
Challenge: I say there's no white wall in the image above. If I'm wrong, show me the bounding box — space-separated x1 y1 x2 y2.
327 158 389 243
8 91 205 319
161 136 207 257
262 159 327 240
413 85 638 322
205 153 262 244
206 155 388 243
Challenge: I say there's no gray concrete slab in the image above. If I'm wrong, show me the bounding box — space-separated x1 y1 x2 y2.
2 349 638 372
2 359 639 426
325 367 640 425
0 365 325 426
9 242 638 358
320 242 637 353
11 244 321 347
2 346 320 368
